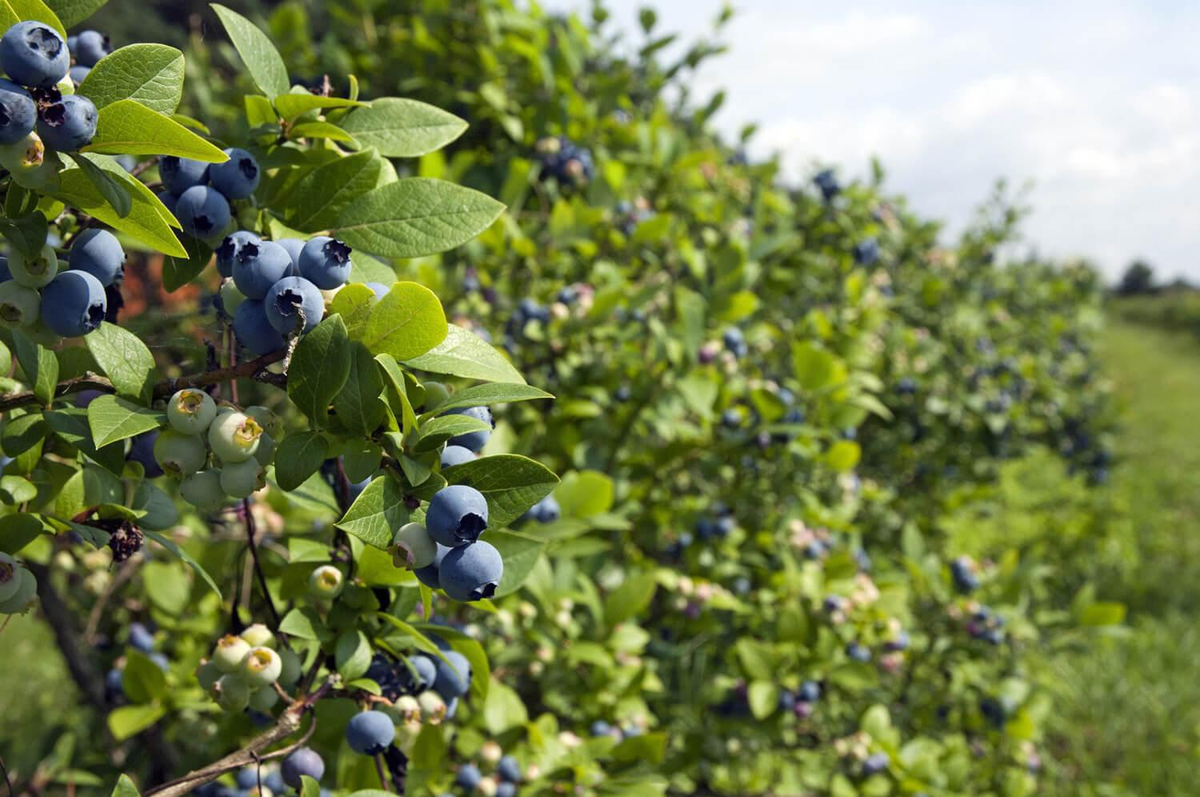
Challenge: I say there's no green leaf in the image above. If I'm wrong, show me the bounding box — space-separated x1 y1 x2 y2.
332 178 505 258
748 680 778 720
84 100 228 161
0 513 43 553
289 121 355 142
360 281 446 361
404 324 525 384
280 607 330 642
340 98 467 158
87 395 163 448
328 283 375 340
211 4 290 100
332 342 386 437
425 383 552 416
288 315 351 425
274 431 328 492
441 454 559 528
483 680 528 734
161 237 212 292
43 409 124 473
107 703 165 742
486 529 545 598
1079 601 1126 626
285 149 382 232
0 475 37 504
85 322 156 402
0 0 65 38
2 411 48 457
298 776 321 797
604 570 657 626
0 211 48 260
69 153 131 218
375 355 419 434
122 650 167 704
335 630 372 681
77 43 184 114
12 330 57 406
143 529 222 598
374 614 446 657
275 93 367 121
412 415 490 453
47 0 106 27
51 167 187 257
794 342 844 392
554 470 613 518
109 773 140 797
336 475 409 549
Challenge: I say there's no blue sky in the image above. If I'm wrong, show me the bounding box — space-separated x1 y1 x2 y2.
545 0 1200 281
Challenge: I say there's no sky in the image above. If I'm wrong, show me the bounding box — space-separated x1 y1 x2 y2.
545 0 1200 282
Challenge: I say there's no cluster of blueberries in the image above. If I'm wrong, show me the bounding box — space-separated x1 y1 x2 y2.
950 555 980 593
813 169 840 203
964 605 1006 646
589 719 645 742
196 623 300 715
452 752 524 797
158 151 262 240
0 552 36 615
614 199 656 236
853 238 879 266
0 22 102 154
0 222 124 337
152 389 279 509
535 136 594 188
403 481 503 602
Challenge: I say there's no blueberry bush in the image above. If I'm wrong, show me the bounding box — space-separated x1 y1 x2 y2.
0 2 1120 796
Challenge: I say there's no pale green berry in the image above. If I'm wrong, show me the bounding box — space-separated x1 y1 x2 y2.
394 717 422 754
241 646 282 687
213 634 252 673
180 469 228 512
417 690 447 724
0 281 40 328
167 388 217 435
196 660 221 695
0 553 20 602
391 522 437 570
220 458 266 499
216 673 250 712
153 429 207 477
0 132 44 175
239 623 275 649
249 685 279 712
308 565 343 600
384 694 420 723
208 411 263 464
278 647 302 686
9 243 59 289
253 432 275 467
0 566 36 615
219 280 245 315
244 405 282 438
423 381 451 410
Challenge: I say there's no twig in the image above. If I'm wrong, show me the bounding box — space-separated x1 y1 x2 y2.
84 559 138 644
374 755 391 793
1 755 13 797
243 498 282 630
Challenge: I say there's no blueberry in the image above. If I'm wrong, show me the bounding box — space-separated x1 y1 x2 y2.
127 431 163 477
234 768 258 789
209 147 260 199
68 64 89 84
175 185 230 238
36 94 96 151
439 540 503 602
233 299 285 355
72 30 111 67
862 752 889 776
722 327 746 356
0 79 35 144
433 649 471 699
846 642 871 663
444 405 493 452
497 754 521 783
156 190 178 215
276 237 305 273
127 621 154 652
232 239 291 299
215 230 261 279
160 156 209 195
149 652 169 671
105 667 123 694
797 680 821 703
263 770 285 794
590 720 612 736
68 228 124 286
813 169 840 202
425 485 489 547
281 747 325 788
403 654 437 691
721 409 741 429
413 543 450 588
853 238 879 266
0 281 40 327
527 494 560 523
440 445 475 468
365 281 389 299
265 275 324 335
0 22 69 88
298 236 353 289
496 783 517 797
40 270 105 336
345 710 395 755
456 764 482 790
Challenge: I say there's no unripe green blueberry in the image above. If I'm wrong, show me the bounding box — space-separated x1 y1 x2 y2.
241 646 282 687
196 660 221 695
213 634 252 673
278 647 302 686
423 381 451 410
180 469 228 512
239 623 275 649
391 694 421 723
0 553 20 602
417 690 447 724
219 279 245 315
391 522 437 570
9 243 58 288
167 388 217 435
208 411 263 463
0 281 40 327
0 131 44 175
244 405 282 438
153 429 207 477
308 564 344 600
220 458 266 499
249 685 279 712
253 432 275 467
394 717 423 754
216 673 251 712
0 565 35 614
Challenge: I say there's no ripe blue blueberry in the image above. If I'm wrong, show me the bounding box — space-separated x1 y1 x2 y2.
526 494 560 524
345 710 395 755
425 485 489 547
0 79 35 145
40 270 105 336
365 281 389 299
234 768 258 789
36 94 96 151
232 239 291 299
723 327 748 358
72 30 110 67
276 237 304 274
281 747 325 789
298 236 353 289
413 543 450 589
853 238 879 266
160 156 209 195
862 752 889 776
404 654 438 691
215 230 261 279
233 299 285 356
156 191 178 216
0 22 69 88
496 783 516 797
209 147 260 200
846 642 871 663
68 64 89 84
590 720 611 736
439 540 503 602
497 755 521 783
456 764 482 790
264 770 285 794
444 405 493 452
440 445 475 469
432 649 471 700
68 228 125 286
265 275 324 335
175 185 230 238
814 169 840 202
798 680 820 703
127 431 163 477
128 621 154 652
